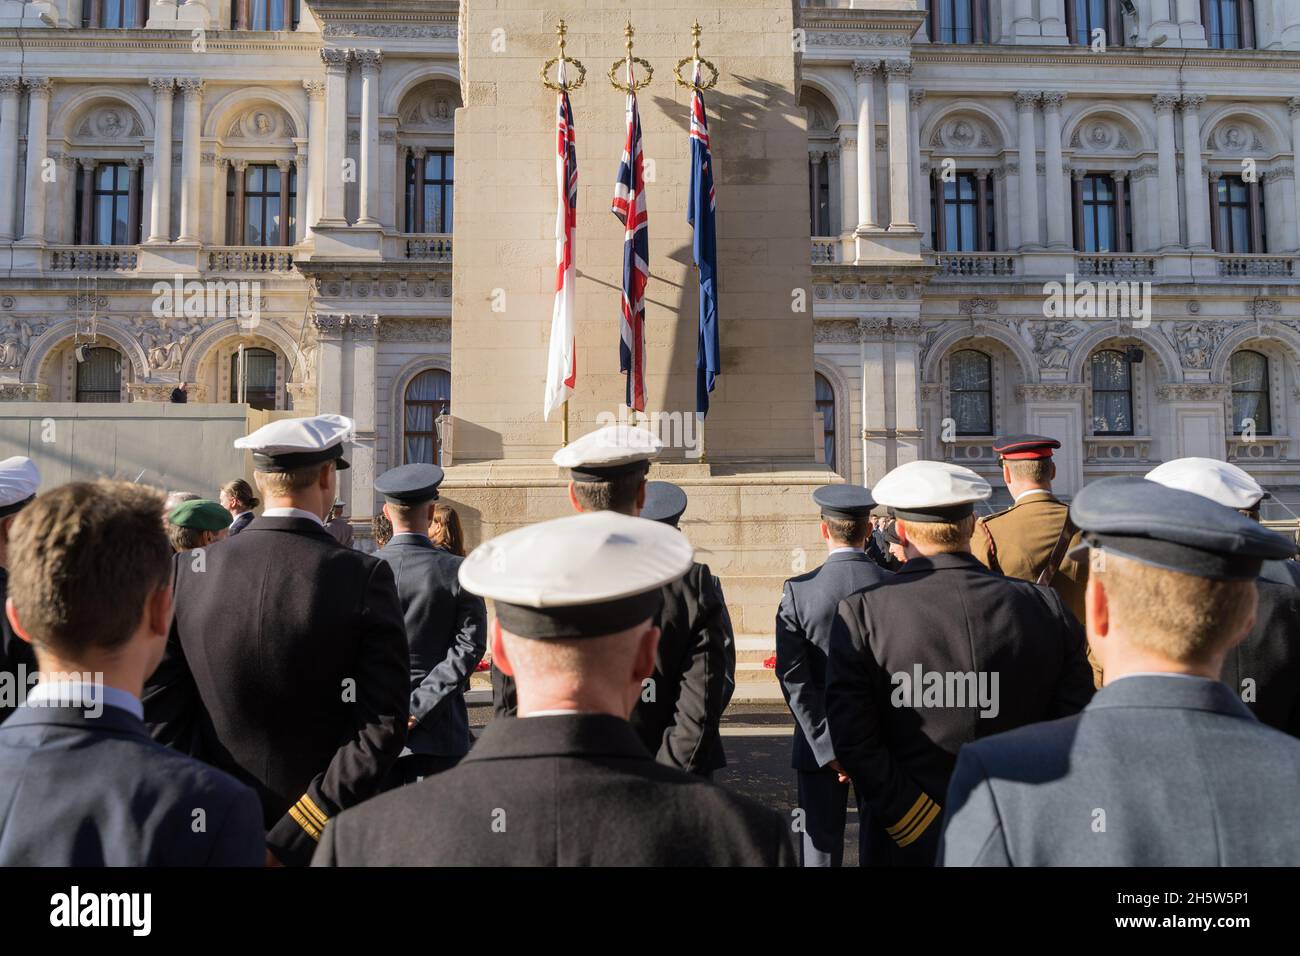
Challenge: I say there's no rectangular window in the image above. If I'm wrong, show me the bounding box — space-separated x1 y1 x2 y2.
1091 349 1134 435
406 150 454 233
1070 0 1110 46
931 0 985 45
1215 175 1263 253
933 171 994 252
1206 0 1250 49
228 163 296 246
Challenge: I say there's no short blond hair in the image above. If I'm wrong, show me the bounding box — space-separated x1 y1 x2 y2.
253 462 329 498
501 624 646 686
1097 552 1257 664
898 514 976 551
1004 458 1053 484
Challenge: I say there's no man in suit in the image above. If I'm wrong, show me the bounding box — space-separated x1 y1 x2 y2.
940 477 1300 866
373 463 487 786
325 499 353 548
144 414 409 866
0 456 39 724
493 426 733 776
826 460 1095 866
0 480 263 865
776 484 893 867
1146 457 1300 736
313 511 795 866
218 478 258 536
970 435 1087 627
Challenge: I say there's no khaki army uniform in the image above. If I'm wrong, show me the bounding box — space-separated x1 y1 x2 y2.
970 492 1099 684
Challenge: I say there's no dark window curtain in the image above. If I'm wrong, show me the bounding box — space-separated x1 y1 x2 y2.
404 369 451 464
1231 350 1271 434
1091 349 1134 434
76 347 122 403
950 349 992 435
815 373 836 472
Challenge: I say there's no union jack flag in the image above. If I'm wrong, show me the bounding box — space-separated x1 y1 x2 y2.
543 62 578 421
611 65 649 413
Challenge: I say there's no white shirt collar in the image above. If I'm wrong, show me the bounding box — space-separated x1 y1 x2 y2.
1014 488 1054 503
524 709 585 718
261 506 325 527
389 531 431 542
1107 671 1216 685
828 546 864 556
26 680 144 721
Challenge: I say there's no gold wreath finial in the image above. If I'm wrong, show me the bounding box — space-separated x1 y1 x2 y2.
541 18 586 93
674 21 719 92
610 21 653 92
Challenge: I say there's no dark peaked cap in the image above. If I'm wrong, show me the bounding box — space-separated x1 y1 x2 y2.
813 483 875 519
642 481 688 526
1069 477 1297 581
459 511 694 640
374 463 444 504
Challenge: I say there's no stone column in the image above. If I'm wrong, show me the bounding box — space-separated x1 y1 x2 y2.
1040 0 1067 41
0 77 21 241
411 146 426 233
1270 168 1298 252
884 60 915 231
78 159 95 243
319 50 350 226
355 49 382 227
1289 100 1300 246
909 89 925 242
294 147 308 243
303 79 326 235
1015 90 1041 248
125 158 142 244
176 78 203 243
1207 169 1222 251
1285 0 1300 48
1181 94 1209 249
1112 170 1129 252
147 77 174 243
1013 0 1037 37
1041 92 1068 248
211 156 227 245
808 150 824 235
312 312 346 414
347 313 379 514
232 159 247 243
1154 93 1181 248
21 77 52 243
1135 164 1160 251
827 146 841 235
976 168 991 251
852 59 878 231
276 158 291 245
838 131 856 238
1072 167 1086 249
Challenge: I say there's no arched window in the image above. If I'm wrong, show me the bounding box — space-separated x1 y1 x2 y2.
405 368 451 464
75 346 122 403
950 349 992 435
815 373 836 472
230 347 278 410
1231 350 1271 435
1091 349 1133 435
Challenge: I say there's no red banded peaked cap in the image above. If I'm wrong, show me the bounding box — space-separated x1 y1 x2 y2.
993 435 1061 460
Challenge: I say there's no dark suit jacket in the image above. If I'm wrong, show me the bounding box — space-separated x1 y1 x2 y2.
826 552 1095 866
1220 559 1300 736
0 566 35 725
493 562 734 775
940 674 1300 866
312 713 796 866
775 550 893 770
143 516 410 866
227 511 254 536
374 533 486 757
0 703 264 865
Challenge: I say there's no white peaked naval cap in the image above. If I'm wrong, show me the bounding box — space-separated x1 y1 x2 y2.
873 460 992 523
459 511 693 640
1145 457 1268 510
0 456 40 516
235 414 356 473
552 424 663 481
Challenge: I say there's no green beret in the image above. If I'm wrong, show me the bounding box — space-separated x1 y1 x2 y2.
168 499 232 532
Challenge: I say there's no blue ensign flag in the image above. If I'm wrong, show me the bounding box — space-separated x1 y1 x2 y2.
687 69 720 417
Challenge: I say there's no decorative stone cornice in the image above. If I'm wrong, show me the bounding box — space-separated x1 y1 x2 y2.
809 31 913 49
1129 164 1159 182
1156 383 1228 402
320 48 351 70
958 297 999 315
1016 384 1087 402
322 22 457 40
0 383 48 402
379 318 450 343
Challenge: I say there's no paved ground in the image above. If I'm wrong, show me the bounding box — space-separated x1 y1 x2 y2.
470 702 863 866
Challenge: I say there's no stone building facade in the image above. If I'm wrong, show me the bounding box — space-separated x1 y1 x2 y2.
1 0 1298 521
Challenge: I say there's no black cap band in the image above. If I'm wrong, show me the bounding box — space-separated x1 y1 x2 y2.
494 587 664 640
0 494 35 520
1079 532 1265 582
252 445 349 473
892 503 975 524
569 460 650 483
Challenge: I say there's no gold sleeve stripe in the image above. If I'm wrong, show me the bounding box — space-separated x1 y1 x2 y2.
288 805 322 841
886 793 932 837
895 802 942 848
298 795 329 829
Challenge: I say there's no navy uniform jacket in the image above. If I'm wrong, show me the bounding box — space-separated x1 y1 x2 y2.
775 550 893 770
1219 559 1300 736
0 567 36 724
143 516 410 866
227 511 254 536
0 703 264 865
939 675 1300 865
826 552 1095 865
312 713 795 866
494 562 734 775
374 533 486 757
